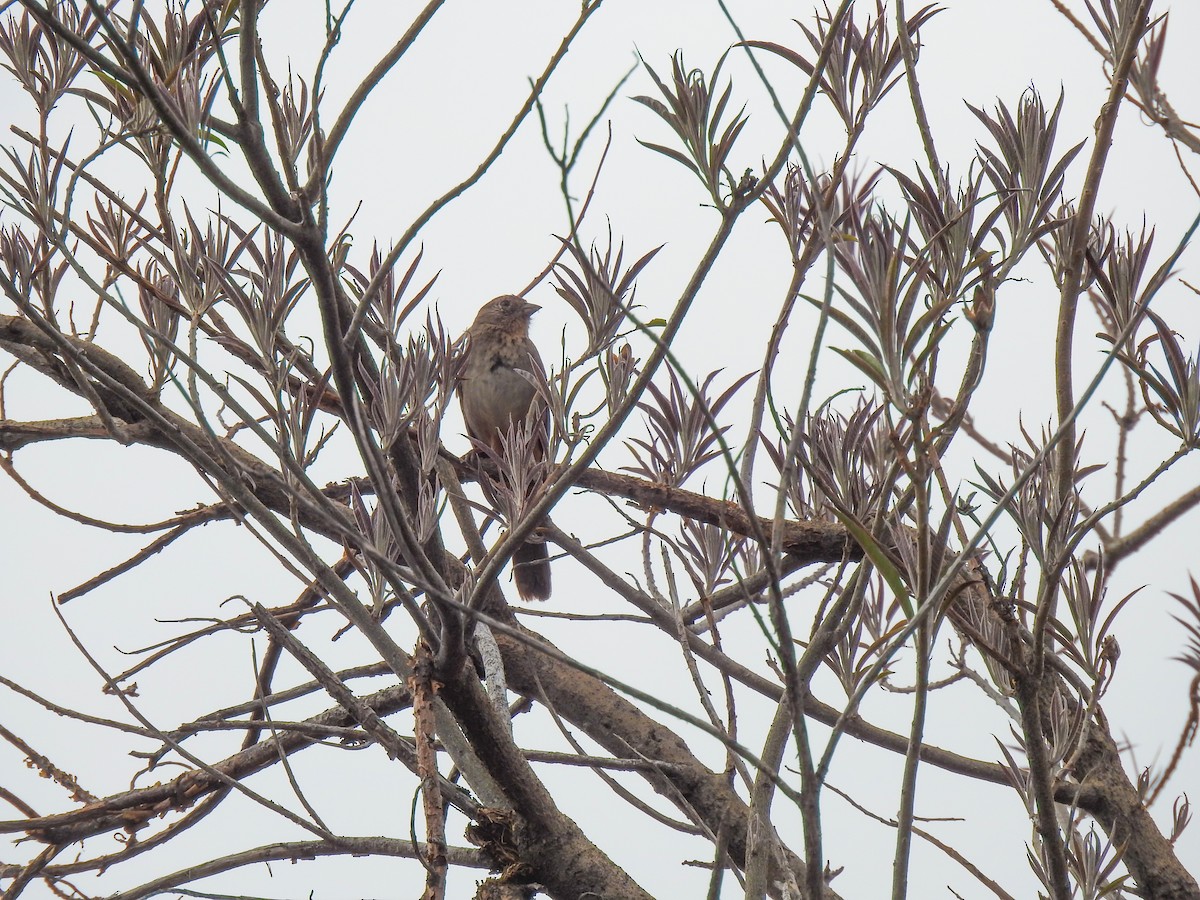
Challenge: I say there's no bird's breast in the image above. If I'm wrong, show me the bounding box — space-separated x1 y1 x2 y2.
461 360 538 441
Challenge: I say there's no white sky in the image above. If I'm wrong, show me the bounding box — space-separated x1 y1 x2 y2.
2 1 1199 898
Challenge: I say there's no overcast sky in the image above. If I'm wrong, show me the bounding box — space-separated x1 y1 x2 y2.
2 1 1199 897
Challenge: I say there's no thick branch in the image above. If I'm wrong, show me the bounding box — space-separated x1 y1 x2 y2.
490 617 842 899
573 466 856 561
1068 718 1200 898
439 661 656 900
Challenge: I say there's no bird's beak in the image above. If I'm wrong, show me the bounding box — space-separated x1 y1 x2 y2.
522 301 541 317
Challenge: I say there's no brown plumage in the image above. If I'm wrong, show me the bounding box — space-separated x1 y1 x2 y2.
458 295 551 601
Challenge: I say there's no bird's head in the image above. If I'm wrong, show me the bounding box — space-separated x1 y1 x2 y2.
472 295 540 329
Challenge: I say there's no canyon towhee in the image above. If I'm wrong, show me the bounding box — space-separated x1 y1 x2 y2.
458 295 552 601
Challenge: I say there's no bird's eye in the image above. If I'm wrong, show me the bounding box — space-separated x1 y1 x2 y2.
499 298 512 310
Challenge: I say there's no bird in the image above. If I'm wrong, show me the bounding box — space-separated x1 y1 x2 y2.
458 295 552 601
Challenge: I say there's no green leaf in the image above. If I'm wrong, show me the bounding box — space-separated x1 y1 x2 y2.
833 510 914 618
833 347 889 388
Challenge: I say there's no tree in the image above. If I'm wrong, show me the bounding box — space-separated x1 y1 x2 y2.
0 0 1197 898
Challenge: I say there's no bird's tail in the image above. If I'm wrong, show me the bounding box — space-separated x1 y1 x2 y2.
513 539 551 601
